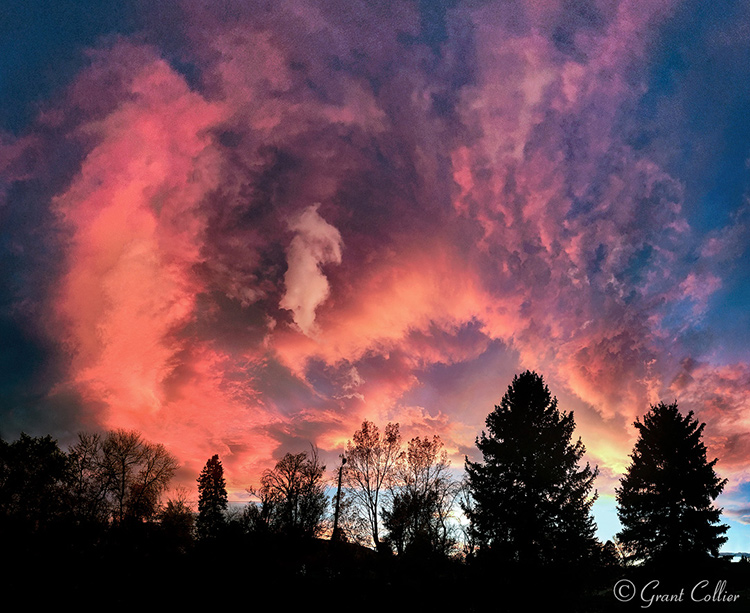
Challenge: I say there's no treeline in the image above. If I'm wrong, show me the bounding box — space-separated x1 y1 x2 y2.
0 429 178 531
1 371 748 611
198 424 463 557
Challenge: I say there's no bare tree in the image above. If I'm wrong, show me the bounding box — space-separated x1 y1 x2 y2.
101 430 146 523
342 420 403 551
68 429 178 524
383 435 458 556
125 436 179 522
251 446 328 539
333 489 372 546
68 432 111 524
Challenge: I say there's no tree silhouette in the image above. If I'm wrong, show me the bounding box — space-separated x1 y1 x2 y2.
102 429 178 524
160 486 195 550
252 447 328 539
68 432 111 525
67 429 178 525
0 433 70 530
342 420 403 551
616 401 728 564
196 454 228 540
383 435 457 557
464 371 599 567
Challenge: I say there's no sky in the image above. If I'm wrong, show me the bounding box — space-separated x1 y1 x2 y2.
1 0 749 551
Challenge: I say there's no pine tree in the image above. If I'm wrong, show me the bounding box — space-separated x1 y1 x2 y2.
464 371 599 567
616 402 728 564
196 454 228 540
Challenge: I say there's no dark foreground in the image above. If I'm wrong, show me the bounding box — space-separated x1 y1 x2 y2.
7 525 749 612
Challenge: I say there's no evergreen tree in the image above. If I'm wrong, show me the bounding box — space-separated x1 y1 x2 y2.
464 371 599 567
196 454 228 540
616 401 728 564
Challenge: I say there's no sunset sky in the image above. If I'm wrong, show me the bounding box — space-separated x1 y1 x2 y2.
2 0 749 551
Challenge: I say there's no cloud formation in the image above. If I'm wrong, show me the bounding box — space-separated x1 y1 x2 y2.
1 0 749 547
280 204 343 337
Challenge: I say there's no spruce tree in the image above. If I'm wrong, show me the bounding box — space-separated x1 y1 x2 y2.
464 371 599 567
196 454 228 540
616 402 728 564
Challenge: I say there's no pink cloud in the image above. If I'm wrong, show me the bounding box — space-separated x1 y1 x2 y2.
280 203 343 337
